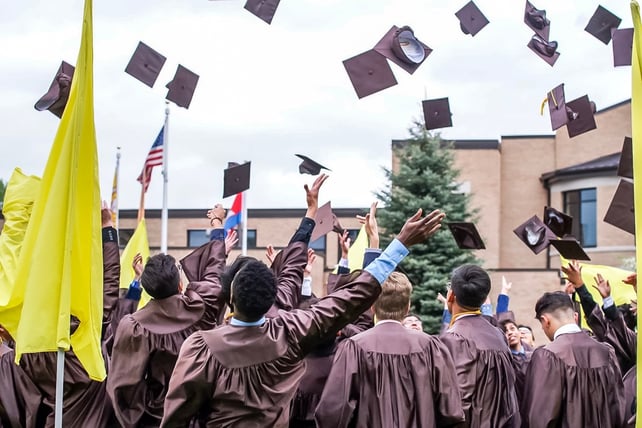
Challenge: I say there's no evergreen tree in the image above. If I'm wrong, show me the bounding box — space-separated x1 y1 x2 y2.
376 122 479 333
0 178 5 207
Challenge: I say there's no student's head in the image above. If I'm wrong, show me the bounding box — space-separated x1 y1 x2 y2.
447 264 491 314
534 291 576 341
222 256 276 322
500 319 522 350
402 313 423 332
373 272 412 322
141 254 181 299
518 324 535 347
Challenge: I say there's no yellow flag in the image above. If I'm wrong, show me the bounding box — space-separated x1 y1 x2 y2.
333 225 369 273
119 219 151 308
5 0 105 381
629 1 642 423
0 168 41 317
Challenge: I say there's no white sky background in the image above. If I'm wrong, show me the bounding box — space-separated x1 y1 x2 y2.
0 0 633 210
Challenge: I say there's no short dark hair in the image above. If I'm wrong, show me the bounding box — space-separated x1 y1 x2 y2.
450 264 491 309
518 324 535 341
227 258 276 321
534 292 574 320
221 256 257 304
141 254 181 299
499 319 518 333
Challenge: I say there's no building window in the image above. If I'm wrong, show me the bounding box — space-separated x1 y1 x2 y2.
246 229 257 248
564 188 597 247
119 228 135 248
187 230 210 248
310 235 326 252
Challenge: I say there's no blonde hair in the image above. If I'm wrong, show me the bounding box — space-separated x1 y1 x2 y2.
374 271 413 321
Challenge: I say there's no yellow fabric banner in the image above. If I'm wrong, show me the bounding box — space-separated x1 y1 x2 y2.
119 219 151 308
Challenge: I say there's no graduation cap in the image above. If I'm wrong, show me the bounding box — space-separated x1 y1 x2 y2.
455 1 490 37
524 1 550 40
546 83 571 131
543 206 573 238
165 65 199 109
295 154 331 176
34 61 75 118
604 179 635 235
528 35 560 66
311 201 334 242
448 222 485 250
244 0 280 25
332 214 345 234
422 98 453 130
223 161 251 198
343 50 397 99
585 5 621 45
566 95 597 138
612 28 633 67
513 215 556 255
373 25 433 75
125 41 167 88
617 137 633 179
550 238 591 261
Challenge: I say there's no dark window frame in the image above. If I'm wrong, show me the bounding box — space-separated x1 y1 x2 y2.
563 187 597 248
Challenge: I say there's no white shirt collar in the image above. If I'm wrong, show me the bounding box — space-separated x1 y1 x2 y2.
375 319 402 326
553 323 582 340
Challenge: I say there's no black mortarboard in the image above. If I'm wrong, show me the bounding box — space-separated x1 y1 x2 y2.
125 41 167 88
528 35 560 66
550 238 591 261
311 201 334 242
604 180 635 235
165 65 199 109
373 25 432 75
566 95 597 138
546 83 570 131
513 215 556 254
618 137 633 179
343 50 397 99
543 206 573 238
244 0 280 25
524 1 550 40
34 61 75 118
223 161 251 198
585 5 621 45
448 222 485 250
422 98 453 130
295 154 331 176
455 1 490 37
612 28 633 67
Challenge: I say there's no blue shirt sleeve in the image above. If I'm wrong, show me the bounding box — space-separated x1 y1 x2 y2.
496 294 509 314
364 239 409 284
363 248 382 269
125 279 142 301
442 309 452 325
210 228 225 241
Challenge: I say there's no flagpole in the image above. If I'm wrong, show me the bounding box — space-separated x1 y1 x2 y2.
111 147 121 230
138 168 146 224
161 102 170 254
241 191 248 256
55 348 65 428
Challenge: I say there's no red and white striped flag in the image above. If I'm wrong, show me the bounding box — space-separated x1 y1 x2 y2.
137 127 164 192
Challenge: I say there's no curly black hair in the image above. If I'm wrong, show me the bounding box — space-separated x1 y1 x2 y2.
141 254 180 299
225 258 276 321
450 264 491 309
221 256 258 305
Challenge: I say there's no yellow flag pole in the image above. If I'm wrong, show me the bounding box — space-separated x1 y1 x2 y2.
137 168 146 224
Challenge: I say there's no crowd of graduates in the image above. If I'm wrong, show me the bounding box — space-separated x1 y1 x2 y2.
0 174 637 427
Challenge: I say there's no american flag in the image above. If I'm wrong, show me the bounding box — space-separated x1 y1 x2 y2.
137 127 164 192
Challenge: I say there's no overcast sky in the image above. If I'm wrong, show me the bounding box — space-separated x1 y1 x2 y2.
0 0 633 210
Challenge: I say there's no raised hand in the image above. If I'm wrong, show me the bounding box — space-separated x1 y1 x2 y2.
338 230 351 259
207 203 226 227
501 275 512 295
265 245 277 265
356 201 380 249
101 200 113 228
437 292 447 305
592 273 611 299
304 173 328 219
560 260 583 288
304 249 316 277
623 273 637 292
395 209 445 248
225 229 239 256
132 253 144 280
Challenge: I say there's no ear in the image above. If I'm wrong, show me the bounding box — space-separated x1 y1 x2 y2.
446 289 455 303
539 314 550 329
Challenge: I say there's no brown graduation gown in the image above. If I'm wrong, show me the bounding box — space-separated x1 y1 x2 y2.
587 305 637 374
266 241 308 318
521 331 626 428
18 227 121 428
315 321 465 428
107 239 226 428
160 270 382 428
440 315 521 428
0 343 41 428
